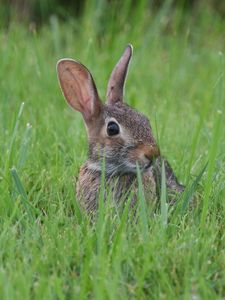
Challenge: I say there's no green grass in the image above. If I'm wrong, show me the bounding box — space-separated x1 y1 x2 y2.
0 2 225 299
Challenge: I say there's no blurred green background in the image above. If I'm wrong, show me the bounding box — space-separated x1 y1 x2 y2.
1 0 225 28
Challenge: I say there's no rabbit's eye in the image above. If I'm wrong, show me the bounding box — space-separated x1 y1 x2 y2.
107 121 120 136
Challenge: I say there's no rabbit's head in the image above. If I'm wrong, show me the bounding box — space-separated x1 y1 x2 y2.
57 45 160 176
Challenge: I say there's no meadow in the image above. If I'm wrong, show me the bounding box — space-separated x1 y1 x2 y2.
0 2 225 299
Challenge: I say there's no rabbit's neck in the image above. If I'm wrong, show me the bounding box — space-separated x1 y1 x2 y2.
85 159 136 178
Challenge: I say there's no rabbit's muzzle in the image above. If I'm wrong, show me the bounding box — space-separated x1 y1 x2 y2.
128 143 160 170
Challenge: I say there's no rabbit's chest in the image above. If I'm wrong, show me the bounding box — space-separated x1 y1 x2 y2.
76 164 157 212
109 170 157 205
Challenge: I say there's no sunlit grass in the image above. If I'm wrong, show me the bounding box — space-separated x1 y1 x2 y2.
0 1 224 299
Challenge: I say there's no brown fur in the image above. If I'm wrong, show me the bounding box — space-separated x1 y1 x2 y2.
77 161 158 212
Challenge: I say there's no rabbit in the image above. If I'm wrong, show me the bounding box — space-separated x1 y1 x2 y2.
57 44 184 212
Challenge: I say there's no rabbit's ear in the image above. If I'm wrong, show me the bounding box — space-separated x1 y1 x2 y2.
107 44 133 105
57 59 102 121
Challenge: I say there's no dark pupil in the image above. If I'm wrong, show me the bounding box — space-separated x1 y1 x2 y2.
107 121 120 136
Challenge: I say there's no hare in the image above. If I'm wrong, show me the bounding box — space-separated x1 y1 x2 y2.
57 45 184 212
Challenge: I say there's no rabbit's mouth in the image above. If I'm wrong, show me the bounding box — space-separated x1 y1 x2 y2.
122 160 153 174
144 161 152 170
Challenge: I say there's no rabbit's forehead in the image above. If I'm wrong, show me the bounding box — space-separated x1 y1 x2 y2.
104 104 154 142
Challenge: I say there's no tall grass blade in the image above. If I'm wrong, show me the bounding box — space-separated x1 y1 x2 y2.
160 160 168 228
5 102 24 174
200 53 224 227
136 163 148 239
181 163 208 215
111 194 132 257
18 123 32 170
185 110 208 184
10 167 35 222
96 154 106 254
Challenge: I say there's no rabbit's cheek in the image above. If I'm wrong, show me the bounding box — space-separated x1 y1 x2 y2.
128 148 146 166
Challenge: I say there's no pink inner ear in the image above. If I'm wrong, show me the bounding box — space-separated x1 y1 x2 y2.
57 60 100 120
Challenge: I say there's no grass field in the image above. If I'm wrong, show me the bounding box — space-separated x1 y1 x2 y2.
0 2 225 299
